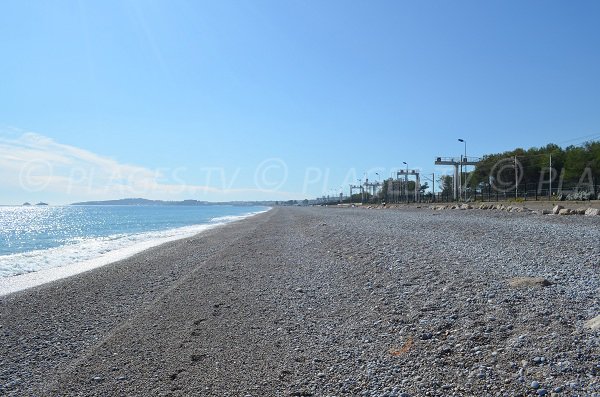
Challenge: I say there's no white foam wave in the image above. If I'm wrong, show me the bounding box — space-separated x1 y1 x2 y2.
209 209 268 224
0 208 270 296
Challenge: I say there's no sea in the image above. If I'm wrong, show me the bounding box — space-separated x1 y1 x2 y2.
0 204 269 295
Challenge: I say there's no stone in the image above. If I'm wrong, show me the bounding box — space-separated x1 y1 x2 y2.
531 380 540 389
584 315 600 330
584 208 600 216
558 208 572 215
552 205 563 214
508 277 553 288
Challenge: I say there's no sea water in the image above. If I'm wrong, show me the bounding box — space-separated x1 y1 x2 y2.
0 205 268 295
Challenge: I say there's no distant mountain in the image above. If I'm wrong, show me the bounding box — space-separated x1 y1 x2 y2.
70 198 211 206
35 202 49 206
22 202 32 206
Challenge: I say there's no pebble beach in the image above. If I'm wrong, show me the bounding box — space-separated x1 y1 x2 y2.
0 206 599 396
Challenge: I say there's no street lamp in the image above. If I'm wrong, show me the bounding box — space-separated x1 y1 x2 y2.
458 139 467 201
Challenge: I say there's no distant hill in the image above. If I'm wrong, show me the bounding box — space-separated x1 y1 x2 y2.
70 198 211 206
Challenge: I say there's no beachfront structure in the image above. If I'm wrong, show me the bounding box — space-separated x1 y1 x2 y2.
397 169 421 202
435 156 480 201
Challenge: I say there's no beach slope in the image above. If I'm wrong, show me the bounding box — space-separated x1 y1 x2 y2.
0 207 598 396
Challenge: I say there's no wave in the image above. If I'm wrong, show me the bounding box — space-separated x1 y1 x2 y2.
209 209 269 224
0 208 270 296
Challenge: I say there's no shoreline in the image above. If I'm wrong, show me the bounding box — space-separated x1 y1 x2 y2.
0 208 270 297
0 207 598 396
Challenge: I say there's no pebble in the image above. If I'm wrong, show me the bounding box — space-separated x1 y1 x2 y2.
2 207 599 396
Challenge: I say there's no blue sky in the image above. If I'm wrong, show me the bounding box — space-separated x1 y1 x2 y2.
1 0 599 204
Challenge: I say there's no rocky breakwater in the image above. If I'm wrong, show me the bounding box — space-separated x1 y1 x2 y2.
430 203 600 217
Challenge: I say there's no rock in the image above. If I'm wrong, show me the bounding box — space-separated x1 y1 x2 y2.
584 315 600 330
508 277 553 288
531 380 540 389
552 205 564 214
584 208 600 216
558 208 572 215
537 389 548 396
541 209 551 215
295 287 305 293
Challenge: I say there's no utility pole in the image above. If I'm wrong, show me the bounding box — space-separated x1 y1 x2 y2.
459 155 463 201
432 172 435 202
549 154 552 200
402 162 408 203
458 138 467 201
514 156 518 199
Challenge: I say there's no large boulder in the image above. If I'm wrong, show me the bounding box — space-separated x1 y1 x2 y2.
585 208 600 216
558 208 572 215
552 205 564 214
584 315 600 331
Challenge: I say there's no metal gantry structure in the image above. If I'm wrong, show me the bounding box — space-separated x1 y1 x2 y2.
349 178 383 203
349 183 364 202
396 169 421 202
435 156 480 200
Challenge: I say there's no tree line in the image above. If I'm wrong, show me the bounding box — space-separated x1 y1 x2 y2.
439 141 600 196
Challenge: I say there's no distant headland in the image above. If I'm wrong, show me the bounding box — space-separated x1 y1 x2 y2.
70 198 210 206
70 198 274 206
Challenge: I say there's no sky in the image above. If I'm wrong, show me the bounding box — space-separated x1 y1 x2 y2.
1 0 600 204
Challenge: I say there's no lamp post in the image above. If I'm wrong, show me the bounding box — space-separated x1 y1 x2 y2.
375 172 380 203
458 138 467 201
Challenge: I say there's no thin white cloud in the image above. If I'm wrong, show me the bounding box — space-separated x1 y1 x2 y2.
0 130 298 202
